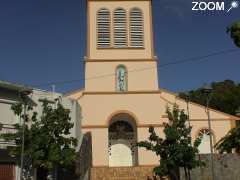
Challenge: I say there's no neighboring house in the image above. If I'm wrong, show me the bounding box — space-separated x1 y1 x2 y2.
0 81 30 180
0 81 82 180
65 0 239 178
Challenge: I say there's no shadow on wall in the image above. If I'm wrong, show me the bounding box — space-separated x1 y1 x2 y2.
75 132 92 180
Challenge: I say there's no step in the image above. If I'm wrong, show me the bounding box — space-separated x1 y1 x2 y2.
90 166 161 180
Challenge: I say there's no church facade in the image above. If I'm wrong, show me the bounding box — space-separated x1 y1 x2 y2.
67 0 238 168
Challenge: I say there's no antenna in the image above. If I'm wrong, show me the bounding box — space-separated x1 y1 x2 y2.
52 84 55 96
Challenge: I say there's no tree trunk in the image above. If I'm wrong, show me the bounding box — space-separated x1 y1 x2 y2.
169 168 180 180
187 169 191 180
184 167 188 180
46 166 58 180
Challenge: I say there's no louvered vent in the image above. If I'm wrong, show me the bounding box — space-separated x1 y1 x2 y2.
114 8 127 47
130 8 144 48
97 9 110 48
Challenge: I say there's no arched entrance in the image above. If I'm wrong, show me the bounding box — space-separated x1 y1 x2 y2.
108 113 138 167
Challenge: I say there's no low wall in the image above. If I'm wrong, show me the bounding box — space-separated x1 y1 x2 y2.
180 154 240 180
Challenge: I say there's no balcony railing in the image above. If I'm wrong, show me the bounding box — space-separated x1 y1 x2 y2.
0 123 17 147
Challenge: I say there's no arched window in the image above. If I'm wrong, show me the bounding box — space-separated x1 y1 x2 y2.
198 129 213 154
130 8 144 47
97 8 111 48
114 8 127 47
116 65 127 92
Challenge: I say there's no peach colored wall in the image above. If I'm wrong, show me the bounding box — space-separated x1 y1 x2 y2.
83 128 109 166
190 120 231 143
137 127 163 165
70 91 236 166
85 61 158 91
79 93 164 126
78 93 236 126
80 114 234 166
88 0 153 60
78 93 168 166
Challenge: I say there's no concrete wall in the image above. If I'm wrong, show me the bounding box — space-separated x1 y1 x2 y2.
0 88 20 124
90 154 240 180
0 88 21 149
180 154 240 180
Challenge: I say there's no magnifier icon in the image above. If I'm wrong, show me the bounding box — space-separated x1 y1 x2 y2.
227 1 239 12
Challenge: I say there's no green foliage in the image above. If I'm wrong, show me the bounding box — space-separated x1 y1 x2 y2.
0 99 77 171
227 21 240 48
179 80 240 116
215 125 240 153
138 106 204 180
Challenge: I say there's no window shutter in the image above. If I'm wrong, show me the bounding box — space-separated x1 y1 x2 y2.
114 8 127 47
97 9 111 48
130 8 144 48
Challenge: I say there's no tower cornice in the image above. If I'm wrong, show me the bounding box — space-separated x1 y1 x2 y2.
84 57 158 63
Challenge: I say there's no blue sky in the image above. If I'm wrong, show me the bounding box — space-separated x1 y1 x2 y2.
0 0 239 93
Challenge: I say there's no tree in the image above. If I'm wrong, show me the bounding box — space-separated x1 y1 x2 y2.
227 22 240 48
1 99 77 180
179 80 240 116
196 22 240 156
215 125 240 154
138 106 204 180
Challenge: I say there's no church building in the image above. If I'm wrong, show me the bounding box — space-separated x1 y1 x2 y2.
67 0 238 172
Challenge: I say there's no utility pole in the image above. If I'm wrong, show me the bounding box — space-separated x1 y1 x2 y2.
19 89 32 180
202 85 215 180
235 107 240 127
185 92 191 127
20 103 26 180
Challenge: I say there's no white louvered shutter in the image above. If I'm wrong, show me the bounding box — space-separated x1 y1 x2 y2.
97 9 110 48
114 9 127 47
130 8 144 47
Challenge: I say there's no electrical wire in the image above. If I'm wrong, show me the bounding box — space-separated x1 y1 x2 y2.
34 48 240 88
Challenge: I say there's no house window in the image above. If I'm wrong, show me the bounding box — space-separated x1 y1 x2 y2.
97 8 111 48
116 65 127 92
114 8 127 47
130 8 144 47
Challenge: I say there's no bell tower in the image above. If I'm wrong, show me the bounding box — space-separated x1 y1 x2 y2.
85 0 158 92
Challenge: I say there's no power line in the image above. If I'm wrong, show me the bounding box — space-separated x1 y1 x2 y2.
35 48 240 88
